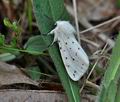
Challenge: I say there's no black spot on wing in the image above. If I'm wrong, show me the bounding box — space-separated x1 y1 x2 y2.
82 63 84 66
72 58 75 61
67 65 70 67
81 66 83 69
59 47 62 50
72 41 75 44
73 73 75 77
74 70 77 73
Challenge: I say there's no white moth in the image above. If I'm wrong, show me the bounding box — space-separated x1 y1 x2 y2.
50 21 89 81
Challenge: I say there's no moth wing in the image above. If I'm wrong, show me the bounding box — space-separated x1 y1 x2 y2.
58 35 89 81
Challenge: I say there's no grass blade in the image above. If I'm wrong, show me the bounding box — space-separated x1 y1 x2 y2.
97 33 120 102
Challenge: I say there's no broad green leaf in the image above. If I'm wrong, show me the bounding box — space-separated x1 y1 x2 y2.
0 53 16 61
24 35 52 53
33 0 81 102
33 0 69 33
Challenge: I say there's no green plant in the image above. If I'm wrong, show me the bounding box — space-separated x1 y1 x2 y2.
97 33 120 102
32 0 81 102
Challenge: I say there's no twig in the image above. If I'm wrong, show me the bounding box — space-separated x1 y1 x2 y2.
72 0 80 43
81 37 100 48
86 80 100 90
80 43 108 93
79 16 120 34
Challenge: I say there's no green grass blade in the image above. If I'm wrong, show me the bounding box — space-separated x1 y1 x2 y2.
97 33 120 102
33 0 81 102
26 0 32 32
26 66 41 80
114 80 120 102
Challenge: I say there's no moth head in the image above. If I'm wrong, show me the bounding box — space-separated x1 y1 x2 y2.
56 21 69 26
55 21 76 34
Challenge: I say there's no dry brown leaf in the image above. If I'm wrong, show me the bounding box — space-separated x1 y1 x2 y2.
0 61 38 87
0 89 68 102
77 0 116 21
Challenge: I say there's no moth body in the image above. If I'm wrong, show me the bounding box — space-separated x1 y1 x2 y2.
50 21 89 81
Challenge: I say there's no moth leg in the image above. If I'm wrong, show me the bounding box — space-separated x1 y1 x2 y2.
48 30 58 46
